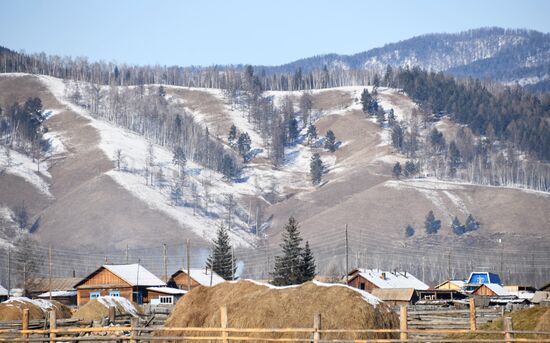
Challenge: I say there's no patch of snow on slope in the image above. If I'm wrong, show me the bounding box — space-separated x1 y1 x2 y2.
0 146 52 197
443 190 468 214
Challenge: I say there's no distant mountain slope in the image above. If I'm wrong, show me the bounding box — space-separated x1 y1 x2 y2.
267 28 550 89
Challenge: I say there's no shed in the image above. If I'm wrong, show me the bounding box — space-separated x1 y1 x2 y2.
169 268 225 291
472 283 510 297
415 289 467 304
74 264 165 306
147 287 186 305
27 277 82 298
37 290 77 306
434 280 465 291
371 288 416 306
347 269 429 292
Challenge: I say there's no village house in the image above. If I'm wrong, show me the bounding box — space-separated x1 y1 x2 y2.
74 264 165 306
169 268 225 291
346 269 429 293
434 280 465 291
472 283 510 297
504 285 536 300
463 272 502 293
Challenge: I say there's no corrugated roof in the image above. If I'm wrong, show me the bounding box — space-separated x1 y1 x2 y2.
28 277 82 292
103 264 166 287
484 283 510 296
434 280 465 289
353 269 429 290
371 288 415 302
37 290 77 298
189 268 225 286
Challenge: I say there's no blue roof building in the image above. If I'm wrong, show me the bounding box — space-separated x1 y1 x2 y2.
467 272 502 285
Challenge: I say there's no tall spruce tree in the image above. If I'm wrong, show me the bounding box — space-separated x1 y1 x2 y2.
271 217 304 286
451 216 466 235
300 241 316 282
324 130 337 152
310 153 324 185
206 224 236 280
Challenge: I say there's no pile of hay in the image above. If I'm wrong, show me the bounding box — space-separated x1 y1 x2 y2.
72 296 143 322
448 306 550 341
0 297 71 320
163 280 398 340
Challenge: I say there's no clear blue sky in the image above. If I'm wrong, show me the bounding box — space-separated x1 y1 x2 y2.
1 0 549 67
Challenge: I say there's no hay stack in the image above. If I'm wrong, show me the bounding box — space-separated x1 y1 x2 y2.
0 297 71 320
163 280 398 340
72 296 143 322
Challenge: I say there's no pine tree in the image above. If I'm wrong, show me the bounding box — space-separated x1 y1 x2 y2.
288 119 299 145
237 132 252 161
465 214 480 232
172 146 187 175
228 125 237 147
451 216 466 235
306 124 317 144
387 108 396 127
391 124 404 150
404 160 417 177
271 217 304 286
405 224 415 238
392 162 402 178
300 241 316 282
425 210 441 234
206 224 236 280
448 141 462 177
310 153 324 185
324 130 336 152
158 85 166 97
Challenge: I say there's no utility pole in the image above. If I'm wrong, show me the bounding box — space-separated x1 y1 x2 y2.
186 239 191 291
231 247 235 281
163 243 167 283
49 245 52 302
7 246 11 299
125 244 129 264
447 250 452 281
345 224 349 284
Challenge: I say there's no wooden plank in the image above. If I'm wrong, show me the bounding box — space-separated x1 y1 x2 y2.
221 305 228 343
399 305 408 342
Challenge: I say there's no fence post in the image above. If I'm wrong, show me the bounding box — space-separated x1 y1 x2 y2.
504 317 513 343
220 305 228 343
49 310 56 343
108 306 116 324
313 313 321 343
469 298 477 331
130 317 138 343
22 308 29 341
400 305 408 342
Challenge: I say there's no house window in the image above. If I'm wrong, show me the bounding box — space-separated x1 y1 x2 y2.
159 296 174 304
360 282 365 290
109 290 120 297
90 292 101 299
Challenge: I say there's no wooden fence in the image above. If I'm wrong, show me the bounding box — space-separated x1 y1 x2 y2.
1 303 549 342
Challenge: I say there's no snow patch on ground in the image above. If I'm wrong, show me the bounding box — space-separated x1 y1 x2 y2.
97 296 140 317
443 190 468 214
0 146 52 197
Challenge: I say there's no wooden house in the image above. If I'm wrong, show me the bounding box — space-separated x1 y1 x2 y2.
169 268 225 291
472 283 510 297
347 269 429 293
434 280 465 291
74 264 165 306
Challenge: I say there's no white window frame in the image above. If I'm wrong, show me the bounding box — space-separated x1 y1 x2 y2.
159 295 174 304
109 290 120 297
90 291 101 299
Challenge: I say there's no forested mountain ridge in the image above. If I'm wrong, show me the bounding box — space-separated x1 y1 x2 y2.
265 28 550 90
